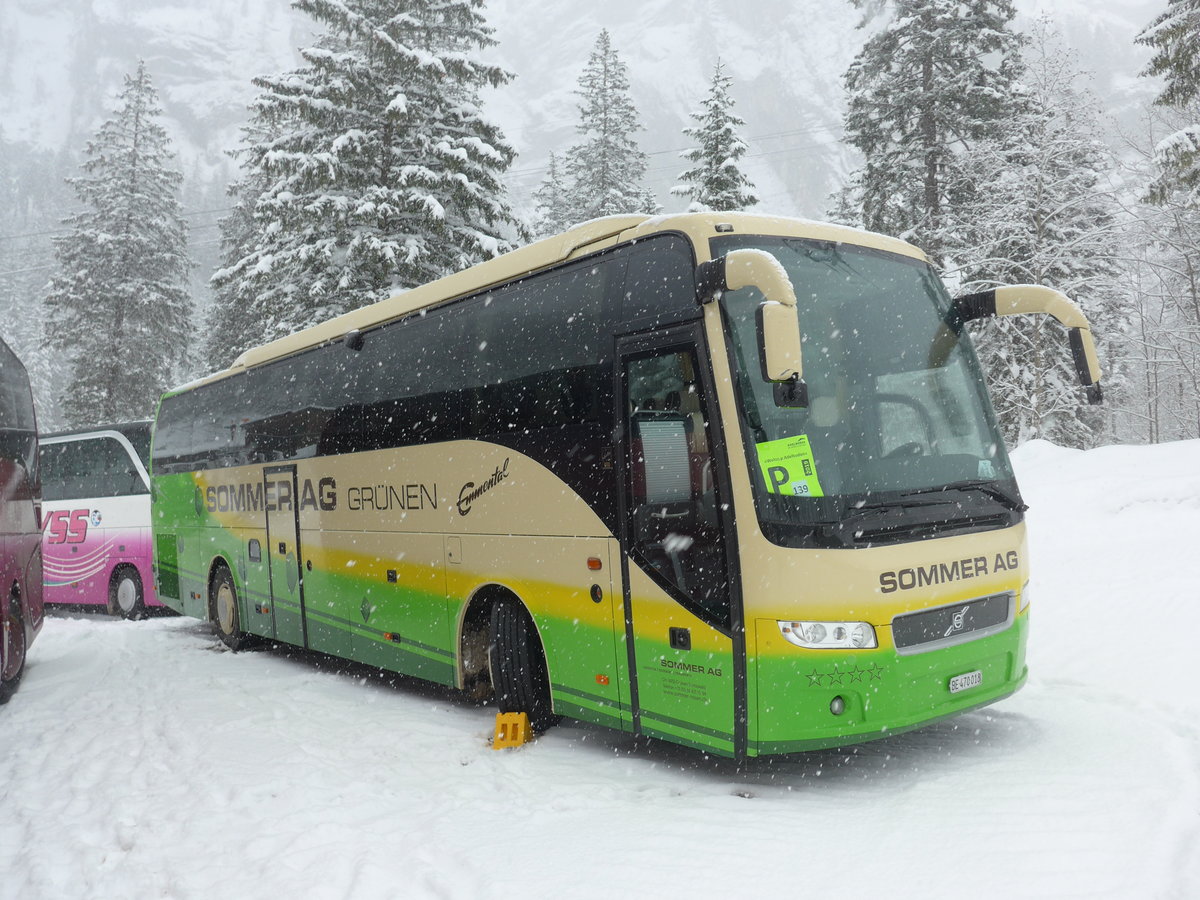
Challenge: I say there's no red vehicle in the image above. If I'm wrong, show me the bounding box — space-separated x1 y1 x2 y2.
1 336 43 702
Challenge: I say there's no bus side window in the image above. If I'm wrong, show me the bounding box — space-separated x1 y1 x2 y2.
621 235 698 328
0 346 37 474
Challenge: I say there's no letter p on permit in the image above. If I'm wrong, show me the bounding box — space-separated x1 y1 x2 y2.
768 466 790 493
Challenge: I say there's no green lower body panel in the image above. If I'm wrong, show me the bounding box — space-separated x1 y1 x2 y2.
551 683 630 731
639 712 736 757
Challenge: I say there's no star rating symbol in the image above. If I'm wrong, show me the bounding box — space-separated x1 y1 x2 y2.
805 664 884 688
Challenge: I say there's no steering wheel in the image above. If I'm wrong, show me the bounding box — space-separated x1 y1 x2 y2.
884 441 923 459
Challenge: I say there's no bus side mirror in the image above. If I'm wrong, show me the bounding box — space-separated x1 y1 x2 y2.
697 249 808 406
950 284 1103 405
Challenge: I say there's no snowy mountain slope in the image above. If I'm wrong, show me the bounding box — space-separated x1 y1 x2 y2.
0 0 307 183
0 0 1166 214
2 438 1198 898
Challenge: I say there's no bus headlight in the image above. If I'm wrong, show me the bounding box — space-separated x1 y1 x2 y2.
1019 581 1031 612
778 620 877 649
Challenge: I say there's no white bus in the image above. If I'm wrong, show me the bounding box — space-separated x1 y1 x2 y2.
40 422 160 618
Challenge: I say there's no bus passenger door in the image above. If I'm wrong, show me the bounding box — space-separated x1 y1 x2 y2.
264 465 306 647
618 334 739 758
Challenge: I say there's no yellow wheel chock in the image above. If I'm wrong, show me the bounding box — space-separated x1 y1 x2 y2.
492 712 533 749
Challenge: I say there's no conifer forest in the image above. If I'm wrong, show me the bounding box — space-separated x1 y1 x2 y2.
2 0 1199 451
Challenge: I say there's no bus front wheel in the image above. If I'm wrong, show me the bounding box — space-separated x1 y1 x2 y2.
210 566 250 651
488 598 559 734
1 588 26 704
108 566 146 620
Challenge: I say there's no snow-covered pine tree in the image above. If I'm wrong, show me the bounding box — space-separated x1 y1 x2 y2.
951 23 1127 448
531 151 572 239
43 61 193 427
826 173 866 228
204 166 272 369
671 60 757 212
1121 105 1200 442
841 0 1028 267
1137 0 1200 205
0 140 71 427
562 30 656 222
211 0 523 355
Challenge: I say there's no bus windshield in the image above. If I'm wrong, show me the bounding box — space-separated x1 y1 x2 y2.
713 235 1017 547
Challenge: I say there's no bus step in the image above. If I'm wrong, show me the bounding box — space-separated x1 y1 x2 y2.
492 712 532 750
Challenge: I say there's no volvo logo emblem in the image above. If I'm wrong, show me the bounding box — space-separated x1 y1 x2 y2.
944 606 969 638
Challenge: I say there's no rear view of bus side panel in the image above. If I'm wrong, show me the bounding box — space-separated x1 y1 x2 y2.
1 336 43 693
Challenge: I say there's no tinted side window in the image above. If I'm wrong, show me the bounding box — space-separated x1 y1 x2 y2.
154 256 621 470
315 307 471 454
41 437 145 500
621 235 698 328
153 374 254 474
247 347 351 461
119 423 152 470
1 341 37 471
321 258 616 453
468 260 613 435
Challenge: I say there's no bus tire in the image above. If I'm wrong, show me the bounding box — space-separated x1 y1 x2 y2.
1 588 26 704
108 566 146 620
210 565 250 651
488 597 559 734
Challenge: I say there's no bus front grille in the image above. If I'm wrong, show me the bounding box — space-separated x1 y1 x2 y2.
891 591 1014 654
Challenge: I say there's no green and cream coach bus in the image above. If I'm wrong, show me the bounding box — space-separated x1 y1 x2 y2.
150 213 1101 759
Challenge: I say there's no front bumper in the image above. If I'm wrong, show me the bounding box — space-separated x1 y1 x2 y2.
749 612 1028 756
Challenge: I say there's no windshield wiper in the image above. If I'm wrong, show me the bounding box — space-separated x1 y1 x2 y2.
831 484 1022 542
906 479 1028 512
834 494 961 537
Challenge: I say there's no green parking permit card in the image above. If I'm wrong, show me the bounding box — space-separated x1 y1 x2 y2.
756 434 824 497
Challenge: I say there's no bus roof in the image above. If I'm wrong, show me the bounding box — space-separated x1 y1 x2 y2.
41 421 152 442
184 213 925 393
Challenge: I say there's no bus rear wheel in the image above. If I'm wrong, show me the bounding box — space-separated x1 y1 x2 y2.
210 566 250 651
1 589 27 704
488 598 559 734
108 566 146 620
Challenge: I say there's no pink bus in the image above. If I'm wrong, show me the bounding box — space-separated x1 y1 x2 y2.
2 336 43 702
39 421 160 618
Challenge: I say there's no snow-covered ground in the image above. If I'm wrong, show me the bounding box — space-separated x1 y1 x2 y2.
3 439 1198 899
